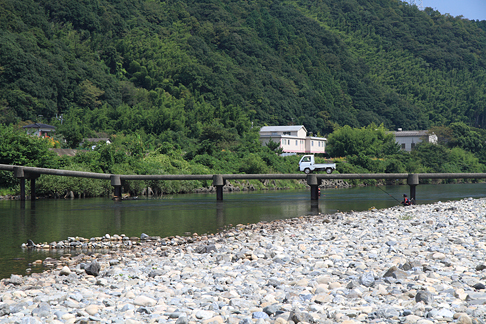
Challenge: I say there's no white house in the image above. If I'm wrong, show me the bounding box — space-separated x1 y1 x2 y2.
259 125 327 154
83 138 112 150
22 123 56 137
393 129 438 151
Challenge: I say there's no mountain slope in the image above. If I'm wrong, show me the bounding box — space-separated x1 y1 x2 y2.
0 0 485 143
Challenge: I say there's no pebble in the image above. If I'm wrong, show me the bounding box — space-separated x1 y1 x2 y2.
2 197 486 323
59 266 71 276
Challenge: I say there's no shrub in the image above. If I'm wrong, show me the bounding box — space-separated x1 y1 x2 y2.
36 164 110 197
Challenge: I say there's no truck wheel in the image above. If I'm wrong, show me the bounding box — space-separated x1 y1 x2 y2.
326 168 333 174
304 168 311 174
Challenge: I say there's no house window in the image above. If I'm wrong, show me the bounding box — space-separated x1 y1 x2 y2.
411 143 416 150
401 143 406 150
295 140 298 145
283 132 291 135
312 141 314 146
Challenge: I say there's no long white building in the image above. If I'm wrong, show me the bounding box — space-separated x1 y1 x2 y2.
259 125 327 154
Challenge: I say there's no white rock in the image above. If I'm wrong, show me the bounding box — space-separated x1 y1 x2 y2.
133 295 157 307
85 304 99 315
59 266 71 276
196 310 215 320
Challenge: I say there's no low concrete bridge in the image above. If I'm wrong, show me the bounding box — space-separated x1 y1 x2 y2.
1 164 485 202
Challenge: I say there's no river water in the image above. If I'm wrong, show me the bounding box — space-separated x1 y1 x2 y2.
0 183 484 279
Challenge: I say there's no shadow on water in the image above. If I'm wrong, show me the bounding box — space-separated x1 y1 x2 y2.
1 183 485 279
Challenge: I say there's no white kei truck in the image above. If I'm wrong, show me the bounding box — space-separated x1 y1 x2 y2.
298 155 336 174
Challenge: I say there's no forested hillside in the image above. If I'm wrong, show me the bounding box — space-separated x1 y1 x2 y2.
1 0 485 149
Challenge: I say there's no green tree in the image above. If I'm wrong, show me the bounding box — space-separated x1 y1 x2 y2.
327 123 396 157
0 124 59 187
265 139 283 154
448 122 483 153
412 142 451 173
78 80 105 109
0 125 58 167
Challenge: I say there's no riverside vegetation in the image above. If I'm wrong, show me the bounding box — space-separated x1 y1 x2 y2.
0 122 485 198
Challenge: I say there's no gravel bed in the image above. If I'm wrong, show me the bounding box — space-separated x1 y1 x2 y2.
1 197 486 323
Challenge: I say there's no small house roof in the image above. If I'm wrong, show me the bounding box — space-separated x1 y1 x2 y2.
393 130 431 137
260 125 307 132
49 148 78 157
84 138 110 143
22 123 56 130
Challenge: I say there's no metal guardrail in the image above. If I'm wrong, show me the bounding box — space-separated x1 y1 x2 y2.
1 164 486 202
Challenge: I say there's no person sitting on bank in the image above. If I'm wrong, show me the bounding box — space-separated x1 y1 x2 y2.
401 194 412 206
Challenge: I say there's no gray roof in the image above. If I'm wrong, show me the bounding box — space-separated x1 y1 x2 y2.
49 148 77 157
260 125 307 132
22 123 56 129
393 130 431 137
84 138 110 142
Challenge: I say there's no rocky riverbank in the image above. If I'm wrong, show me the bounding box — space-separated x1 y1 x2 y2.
1 198 486 323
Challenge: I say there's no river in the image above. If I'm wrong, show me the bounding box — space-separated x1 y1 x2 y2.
0 183 484 279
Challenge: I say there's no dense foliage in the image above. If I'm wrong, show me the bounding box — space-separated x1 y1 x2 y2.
2 121 486 196
326 122 486 185
1 0 486 195
327 123 399 157
0 0 485 140
0 125 59 187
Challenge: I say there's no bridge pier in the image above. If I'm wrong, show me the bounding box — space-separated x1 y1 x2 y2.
407 174 419 203
111 175 122 199
14 167 39 201
213 175 225 201
307 174 320 201
30 177 37 201
14 167 26 201
19 180 26 201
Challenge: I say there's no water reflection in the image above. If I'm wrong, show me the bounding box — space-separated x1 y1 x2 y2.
216 201 225 231
310 201 320 215
113 202 123 233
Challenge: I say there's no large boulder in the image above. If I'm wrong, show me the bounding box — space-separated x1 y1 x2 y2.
84 261 101 276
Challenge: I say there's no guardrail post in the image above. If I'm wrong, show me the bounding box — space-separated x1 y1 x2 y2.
307 174 319 201
13 167 25 201
111 175 122 199
407 173 419 203
213 175 225 201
